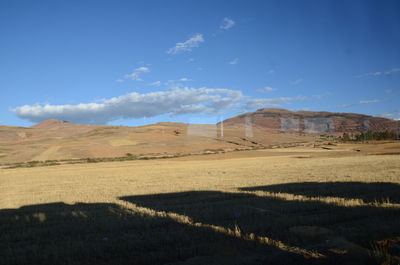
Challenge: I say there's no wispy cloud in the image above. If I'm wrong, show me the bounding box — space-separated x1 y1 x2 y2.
163 78 192 88
244 96 309 110
338 99 382 108
124 67 150 81
384 89 392 93
149 81 161 87
257 86 277 93
377 110 400 120
354 72 382 78
187 58 194 62
220 17 235 30
354 68 400 78
359 99 381 104
290 78 302 86
12 88 243 124
115 79 124 83
385 68 400 75
166 34 204 54
268 69 275 74
229 58 239 65
297 107 311 111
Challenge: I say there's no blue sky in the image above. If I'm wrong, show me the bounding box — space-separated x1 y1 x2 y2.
1 0 399 127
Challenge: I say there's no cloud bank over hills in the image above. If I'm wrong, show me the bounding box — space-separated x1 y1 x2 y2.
12 88 242 124
11 87 322 124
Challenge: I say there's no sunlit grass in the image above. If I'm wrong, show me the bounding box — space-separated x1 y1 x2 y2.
1 144 400 264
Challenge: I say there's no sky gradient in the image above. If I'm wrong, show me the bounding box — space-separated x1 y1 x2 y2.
1 0 399 127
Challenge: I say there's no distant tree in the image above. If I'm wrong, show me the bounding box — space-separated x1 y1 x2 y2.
342 132 351 141
353 130 397 141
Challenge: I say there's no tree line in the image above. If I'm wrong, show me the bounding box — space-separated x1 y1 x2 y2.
341 130 398 141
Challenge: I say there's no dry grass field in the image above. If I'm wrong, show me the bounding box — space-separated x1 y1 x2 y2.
1 142 400 264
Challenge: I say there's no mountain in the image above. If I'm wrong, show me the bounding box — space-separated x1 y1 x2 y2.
222 108 398 136
0 109 398 164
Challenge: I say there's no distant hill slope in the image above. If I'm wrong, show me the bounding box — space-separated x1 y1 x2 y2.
30 119 68 129
31 119 102 136
0 118 311 164
0 108 398 164
222 108 398 136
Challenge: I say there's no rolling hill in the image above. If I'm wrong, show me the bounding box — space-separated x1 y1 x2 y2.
0 109 398 164
222 108 399 136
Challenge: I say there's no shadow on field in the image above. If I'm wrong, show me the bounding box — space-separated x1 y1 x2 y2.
239 182 400 204
0 201 305 265
2 182 400 265
122 186 400 265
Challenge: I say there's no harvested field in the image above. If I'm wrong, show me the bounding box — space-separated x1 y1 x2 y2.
1 143 400 264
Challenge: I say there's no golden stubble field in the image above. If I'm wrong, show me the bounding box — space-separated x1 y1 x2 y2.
1 142 400 265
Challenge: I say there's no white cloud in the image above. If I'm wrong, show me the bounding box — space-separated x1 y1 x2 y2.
136 67 149 72
220 17 235 30
338 99 382 108
115 79 124 83
384 89 392 93
354 68 400 78
179 77 191 82
12 84 323 124
268 69 275 74
124 67 150 81
166 34 204 54
290 78 302 86
229 58 239 65
12 87 243 124
257 86 277 93
149 81 161 86
188 58 194 62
